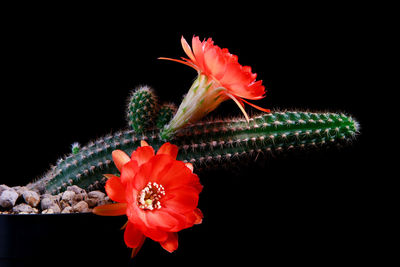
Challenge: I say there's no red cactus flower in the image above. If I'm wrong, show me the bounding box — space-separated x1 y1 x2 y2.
93 141 203 257
159 35 269 139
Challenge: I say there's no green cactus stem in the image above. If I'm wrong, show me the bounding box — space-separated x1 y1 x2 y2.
126 86 158 133
28 111 359 195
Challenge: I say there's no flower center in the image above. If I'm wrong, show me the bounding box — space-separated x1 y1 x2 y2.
137 182 165 210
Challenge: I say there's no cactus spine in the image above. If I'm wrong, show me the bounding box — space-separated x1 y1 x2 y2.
30 111 359 195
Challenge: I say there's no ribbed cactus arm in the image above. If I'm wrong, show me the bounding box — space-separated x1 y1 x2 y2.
174 111 358 163
28 111 359 195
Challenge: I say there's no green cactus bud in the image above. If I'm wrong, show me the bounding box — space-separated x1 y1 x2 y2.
71 142 80 155
156 103 177 130
126 86 158 133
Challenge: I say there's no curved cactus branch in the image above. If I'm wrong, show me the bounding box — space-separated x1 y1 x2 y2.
28 110 359 195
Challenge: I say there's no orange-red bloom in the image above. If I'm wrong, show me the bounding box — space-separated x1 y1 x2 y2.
159 36 269 139
93 141 203 256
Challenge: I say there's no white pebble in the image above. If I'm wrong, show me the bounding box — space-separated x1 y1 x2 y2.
40 197 54 210
62 191 76 204
0 184 10 195
0 189 19 208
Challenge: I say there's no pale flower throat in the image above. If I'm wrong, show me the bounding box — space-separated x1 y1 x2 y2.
137 182 165 210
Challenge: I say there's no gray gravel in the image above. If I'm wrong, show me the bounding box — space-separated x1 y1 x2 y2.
0 184 113 214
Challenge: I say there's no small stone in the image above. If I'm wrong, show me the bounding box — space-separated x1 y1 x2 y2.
0 184 10 195
61 206 73 213
0 189 19 209
62 191 76 204
66 185 86 195
40 193 52 200
88 191 105 199
40 197 54 210
72 201 90 213
86 191 106 207
12 203 35 214
22 190 40 207
86 198 99 208
49 204 61 213
73 192 87 203
59 199 70 210
98 196 113 206
51 193 62 202
41 209 54 214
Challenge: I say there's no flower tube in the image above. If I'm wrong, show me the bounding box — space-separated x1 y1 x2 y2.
159 36 269 139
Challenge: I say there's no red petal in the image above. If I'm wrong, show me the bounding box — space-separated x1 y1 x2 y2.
156 142 179 159
145 209 185 232
124 222 145 248
140 155 174 186
246 80 266 100
182 208 204 229
112 150 130 172
130 146 155 166
192 36 206 72
158 161 201 191
92 203 127 216
160 232 178 253
181 36 196 63
130 156 171 191
219 61 245 85
164 186 200 213
192 208 203 224
129 155 183 202
105 176 127 203
120 160 139 185
204 45 227 80
126 194 150 230
142 227 169 242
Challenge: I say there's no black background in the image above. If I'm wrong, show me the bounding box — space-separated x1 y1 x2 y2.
1 3 381 267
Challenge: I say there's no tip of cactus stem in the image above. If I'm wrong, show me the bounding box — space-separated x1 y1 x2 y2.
353 118 361 133
71 142 80 155
132 85 155 94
